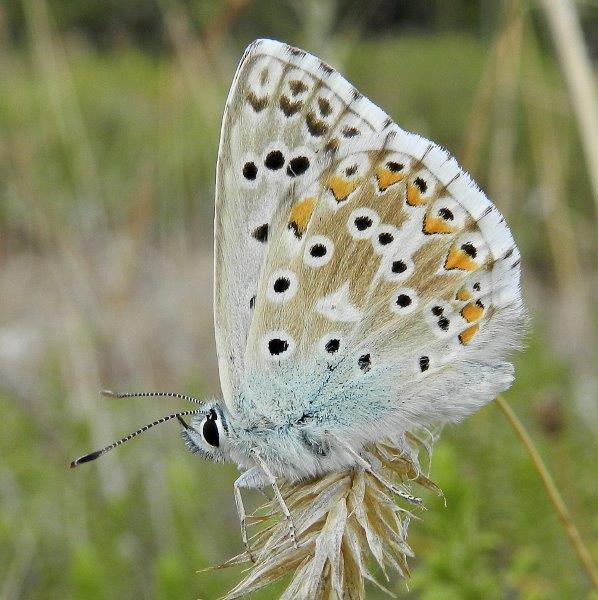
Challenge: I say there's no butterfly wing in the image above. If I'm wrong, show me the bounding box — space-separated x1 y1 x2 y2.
222 40 524 438
214 39 390 411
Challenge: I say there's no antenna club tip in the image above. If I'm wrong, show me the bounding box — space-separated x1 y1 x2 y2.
100 389 118 398
70 450 103 467
69 460 78 469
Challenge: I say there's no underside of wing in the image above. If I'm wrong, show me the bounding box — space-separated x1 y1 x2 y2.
214 39 393 411
228 43 525 438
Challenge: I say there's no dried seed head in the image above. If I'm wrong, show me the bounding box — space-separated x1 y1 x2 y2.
219 439 441 599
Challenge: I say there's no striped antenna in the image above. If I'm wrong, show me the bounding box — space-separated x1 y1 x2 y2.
100 390 203 404
69 409 204 468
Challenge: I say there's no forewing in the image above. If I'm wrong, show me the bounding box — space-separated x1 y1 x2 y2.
238 42 525 435
214 39 390 411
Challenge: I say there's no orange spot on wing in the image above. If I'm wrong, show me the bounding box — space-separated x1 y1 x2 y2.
461 302 484 323
456 288 471 301
329 175 358 203
445 244 478 271
406 183 428 206
375 168 404 192
288 197 316 237
423 214 457 235
459 324 480 345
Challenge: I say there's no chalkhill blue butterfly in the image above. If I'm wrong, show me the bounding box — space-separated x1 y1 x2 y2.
72 39 525 557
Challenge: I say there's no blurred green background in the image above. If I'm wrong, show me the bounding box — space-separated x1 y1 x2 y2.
1 0 597 598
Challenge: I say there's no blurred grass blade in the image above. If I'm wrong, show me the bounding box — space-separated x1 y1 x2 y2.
539 0 598 213
496 396 598 589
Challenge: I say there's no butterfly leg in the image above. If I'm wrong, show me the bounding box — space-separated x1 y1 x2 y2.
251 450 299 549
328 432 423 507
233 467 267 562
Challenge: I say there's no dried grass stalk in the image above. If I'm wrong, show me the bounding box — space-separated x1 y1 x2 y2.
218 439 441 599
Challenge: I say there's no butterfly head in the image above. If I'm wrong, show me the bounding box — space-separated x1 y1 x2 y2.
179 401 230 462
69 390 233 468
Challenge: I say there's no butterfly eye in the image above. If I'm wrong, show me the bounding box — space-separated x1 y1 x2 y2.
201 413 220 447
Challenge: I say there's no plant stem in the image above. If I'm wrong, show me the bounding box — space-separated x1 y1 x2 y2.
495 396 598 589
539 0 598 212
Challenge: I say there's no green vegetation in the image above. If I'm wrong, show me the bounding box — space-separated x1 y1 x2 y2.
1 1 596 598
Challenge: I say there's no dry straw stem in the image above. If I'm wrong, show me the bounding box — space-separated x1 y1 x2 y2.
539 0 598 212
217 438 441 599
496 396 598 589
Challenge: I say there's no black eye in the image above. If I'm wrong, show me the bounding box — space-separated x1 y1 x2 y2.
202 416 219 447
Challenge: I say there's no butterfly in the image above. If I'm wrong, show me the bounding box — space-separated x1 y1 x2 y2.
71 39 525 555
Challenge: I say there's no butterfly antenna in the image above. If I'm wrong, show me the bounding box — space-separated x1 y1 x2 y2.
69 409 204 468
100 390 203 404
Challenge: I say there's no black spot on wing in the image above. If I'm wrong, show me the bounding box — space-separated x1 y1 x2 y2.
391 260 407 274
252 223 268 242
354 216 373 231
268 338 289 355
243 161 258 180
310 243 327 258
287 156 310 177
396 294 411 307
264 150 285 170
306 112 328 136
461 243 477 258
358 353 371 372
414 177 428 193
273 277 290 293
342 126 359 138
324 338 340 354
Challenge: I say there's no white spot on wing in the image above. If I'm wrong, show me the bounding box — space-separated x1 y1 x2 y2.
315 282 362 322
